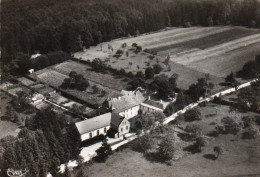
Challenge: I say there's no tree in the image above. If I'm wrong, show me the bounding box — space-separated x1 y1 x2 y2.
92 58 105 72
221 116 243 134
145 67 154 80
225 72 236 84
136 111 165 131
153 64 163 74
136 71 145 80
158 135 175 161
135 134 155 153
213 145 224 158
195 136 207 152
95 138 113 162
243 125 259 139
184 108 202 122
152 74 173 99
185 124 202 139
76 155 85 167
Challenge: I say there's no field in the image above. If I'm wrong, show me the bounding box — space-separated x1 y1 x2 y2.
29 61 127 107
71 103 260 177
74 26 260 90
51 60 131 91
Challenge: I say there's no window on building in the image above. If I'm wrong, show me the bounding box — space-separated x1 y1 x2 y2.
121 128 123 132
89 132 92 138
97 130 99 136
104 127 106 133
126 126 128 130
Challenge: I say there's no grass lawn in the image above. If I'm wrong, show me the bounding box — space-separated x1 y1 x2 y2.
71 103 260 177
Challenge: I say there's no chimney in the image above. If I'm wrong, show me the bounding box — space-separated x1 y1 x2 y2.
160 99 163 103
148 96 150 100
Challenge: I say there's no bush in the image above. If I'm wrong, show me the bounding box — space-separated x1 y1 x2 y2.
221 116 243 134
133 134 155 153
242 116 255 128
184 108 202 122
158 135 175 161
95 138 113 162
153 64 163 74
242 125 259 139
115 49 124 56
185 124 202 139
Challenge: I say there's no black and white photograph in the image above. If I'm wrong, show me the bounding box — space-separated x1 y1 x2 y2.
0 0 260 176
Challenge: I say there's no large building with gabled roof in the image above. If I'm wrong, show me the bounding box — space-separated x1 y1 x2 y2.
107 90 145 119
75 113 112 141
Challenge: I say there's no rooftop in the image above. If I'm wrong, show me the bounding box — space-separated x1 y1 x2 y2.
143 99 164 110
109 90 145 113
75 112 112 135
111 113 125 127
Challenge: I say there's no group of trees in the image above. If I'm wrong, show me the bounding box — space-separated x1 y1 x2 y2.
150 74 177 99
0 109 81 177
60 71 90 91
3 51 69 77
238 80 260 112
135 111 165 131
237 55 260 79
186 75 214 102
164 91 192 116
2 0 260 64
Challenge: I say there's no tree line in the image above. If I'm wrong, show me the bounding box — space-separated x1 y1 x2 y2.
0 109 81 177
2 0 260 64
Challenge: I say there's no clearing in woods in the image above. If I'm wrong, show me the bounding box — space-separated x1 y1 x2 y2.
74 26 260 89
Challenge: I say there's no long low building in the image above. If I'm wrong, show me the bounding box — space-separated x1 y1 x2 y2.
75 112 130 141
76 113 112 141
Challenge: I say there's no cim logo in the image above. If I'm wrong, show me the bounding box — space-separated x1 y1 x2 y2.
7 168 29 177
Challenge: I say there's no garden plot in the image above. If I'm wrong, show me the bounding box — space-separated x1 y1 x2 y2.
35 69 69 88
52 60 131 91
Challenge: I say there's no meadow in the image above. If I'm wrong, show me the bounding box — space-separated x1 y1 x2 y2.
74 26 260 90
71 103 260 177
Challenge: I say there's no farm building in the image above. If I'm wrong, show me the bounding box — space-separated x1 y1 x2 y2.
75 113 112 141
106 90 145 119
140 98 166 113
75 112 130 141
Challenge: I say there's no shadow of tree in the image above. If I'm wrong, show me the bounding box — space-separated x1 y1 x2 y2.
177 133 194 142
183 144 200 154
144 151 165 163
203 154 217 160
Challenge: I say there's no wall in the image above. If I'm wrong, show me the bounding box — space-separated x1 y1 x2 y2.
140 103 163 113
117 119 130 137
81 125 110 141
119 105 140 119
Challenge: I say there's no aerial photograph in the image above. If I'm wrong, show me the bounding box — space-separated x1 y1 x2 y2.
0 0 260 176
